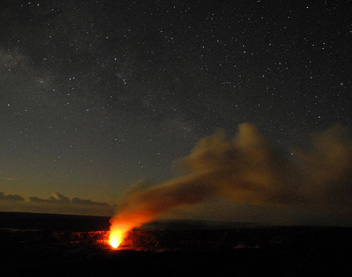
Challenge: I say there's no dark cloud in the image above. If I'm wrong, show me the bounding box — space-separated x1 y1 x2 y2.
0 192 24 201
28 192 70 203
111 123 352 231
48 192 70 203
71 197 109 207
0 191 114 216
28 196 50 203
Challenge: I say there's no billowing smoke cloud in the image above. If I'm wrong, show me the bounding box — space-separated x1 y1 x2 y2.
110 123 352 231
0 191 114 216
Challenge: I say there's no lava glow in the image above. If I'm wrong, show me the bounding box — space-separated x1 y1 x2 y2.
109 222 133 249
109 238 119 249
109 229 124 249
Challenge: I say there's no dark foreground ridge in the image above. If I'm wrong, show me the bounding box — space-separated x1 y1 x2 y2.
1 212 352 276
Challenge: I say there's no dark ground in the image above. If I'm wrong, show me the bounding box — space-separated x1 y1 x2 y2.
1 212 352 276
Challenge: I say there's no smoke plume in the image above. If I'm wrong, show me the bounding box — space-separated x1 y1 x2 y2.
110 123 352 231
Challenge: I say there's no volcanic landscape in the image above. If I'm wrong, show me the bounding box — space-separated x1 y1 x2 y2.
1 211 352 276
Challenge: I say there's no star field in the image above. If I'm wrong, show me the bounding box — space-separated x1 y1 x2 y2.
0 0 351 208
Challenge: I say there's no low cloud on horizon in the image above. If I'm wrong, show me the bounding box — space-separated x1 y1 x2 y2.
0 191 115 216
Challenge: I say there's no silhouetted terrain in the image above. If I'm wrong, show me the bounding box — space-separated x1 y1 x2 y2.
0 211 110 231
1 212 352 276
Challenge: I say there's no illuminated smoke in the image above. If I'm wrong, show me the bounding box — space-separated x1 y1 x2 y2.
110 123 352 243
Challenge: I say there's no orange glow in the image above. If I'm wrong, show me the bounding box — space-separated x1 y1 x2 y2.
108 221 133 249
109 213 153 249
109 229 124 249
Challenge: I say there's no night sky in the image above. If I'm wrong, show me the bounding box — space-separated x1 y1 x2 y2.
1 1 352 221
